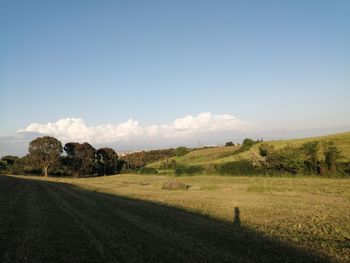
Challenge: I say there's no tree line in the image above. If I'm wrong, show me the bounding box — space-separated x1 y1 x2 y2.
249 140 344 175
0 136 124 177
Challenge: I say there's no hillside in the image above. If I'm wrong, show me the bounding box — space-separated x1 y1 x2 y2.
148 131 350 169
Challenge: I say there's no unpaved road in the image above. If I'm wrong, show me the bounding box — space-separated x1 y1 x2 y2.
0 175 329 263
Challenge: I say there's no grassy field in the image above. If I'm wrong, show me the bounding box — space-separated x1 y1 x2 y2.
148 131 350 168
1 174 349 262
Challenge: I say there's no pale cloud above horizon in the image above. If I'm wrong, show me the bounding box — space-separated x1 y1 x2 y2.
18 113 253 144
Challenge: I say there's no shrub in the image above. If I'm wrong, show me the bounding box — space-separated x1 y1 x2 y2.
175 147 189 157
248 150 266 168
225 141 234 147
216 160 257 175
301 141 320 173
139 167 158 175
259 143 275 157
337 162 350 176
322 141 342 173
175 165 204 176
234 138 258 154
242 138 256 150
0 160 7 171
268 146 304 174
50 166 73 177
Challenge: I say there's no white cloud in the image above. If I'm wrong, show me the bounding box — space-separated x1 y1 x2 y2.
18 112 253 144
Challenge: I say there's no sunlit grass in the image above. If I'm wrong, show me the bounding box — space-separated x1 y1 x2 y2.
25 173 350 262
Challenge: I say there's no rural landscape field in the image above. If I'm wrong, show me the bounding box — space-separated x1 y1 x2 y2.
1 1 350 263
1 132 350 262
1 174 349 263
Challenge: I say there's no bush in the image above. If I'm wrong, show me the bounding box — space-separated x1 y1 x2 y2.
242 138 257 150
268 146 305 174
248 150 266 168
259 143 275 157
175 165 204 176
50 166 73 177
139 167 158 175
337 162 350 176
225 141 234 147
234 138 258 154
322 141 342 173
175 147 190 157
301 141 320 173
23 166 42 175
0 160 7 171
216 160 258 175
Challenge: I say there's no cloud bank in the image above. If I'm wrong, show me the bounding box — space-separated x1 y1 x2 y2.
18 112 253 144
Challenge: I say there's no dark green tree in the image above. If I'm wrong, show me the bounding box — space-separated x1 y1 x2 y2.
96 147 118 175
28 136 62 177
301 141 320 173
241 138 257 151
322 141 341 173
64 142 96 177
1 155 20 166
175 147 189 157
269 146 305 174
258 143 275 157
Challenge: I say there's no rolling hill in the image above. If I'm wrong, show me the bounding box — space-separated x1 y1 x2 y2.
148 131 350 169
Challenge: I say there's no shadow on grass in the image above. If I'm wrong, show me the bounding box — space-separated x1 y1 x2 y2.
0 175 331 263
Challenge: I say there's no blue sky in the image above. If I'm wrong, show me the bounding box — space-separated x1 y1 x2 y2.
0 0 350 155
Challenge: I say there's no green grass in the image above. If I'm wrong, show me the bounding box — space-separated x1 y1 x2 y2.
148 131 350 169
1 174 349 262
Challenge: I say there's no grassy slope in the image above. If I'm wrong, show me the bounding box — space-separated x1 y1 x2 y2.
1 174 349 262
148 131 350 168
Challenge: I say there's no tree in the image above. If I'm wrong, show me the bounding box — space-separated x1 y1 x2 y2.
96 147 118 175
28 136 62 177
301 141 320 173
322 141 341 173
225 141 234 147
64 142 96 177
0 160 7 171
258 143 275 158
175 147 189 157
241 138 256 151
268 146 304 174
1 155 20 166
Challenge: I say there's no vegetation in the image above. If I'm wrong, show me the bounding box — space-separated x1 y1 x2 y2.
64 142 96 177
175 146 190 157
139 167 158 175
1 132 349 178
147 133 350 177
0 137 121 177
122 148 176 168
28 136 63 177
1 132 349 262
216 160 257 175
96 147 119 176
225 141 234 146
174 165 204 176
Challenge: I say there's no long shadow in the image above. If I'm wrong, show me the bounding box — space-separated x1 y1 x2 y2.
0 175 331 263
